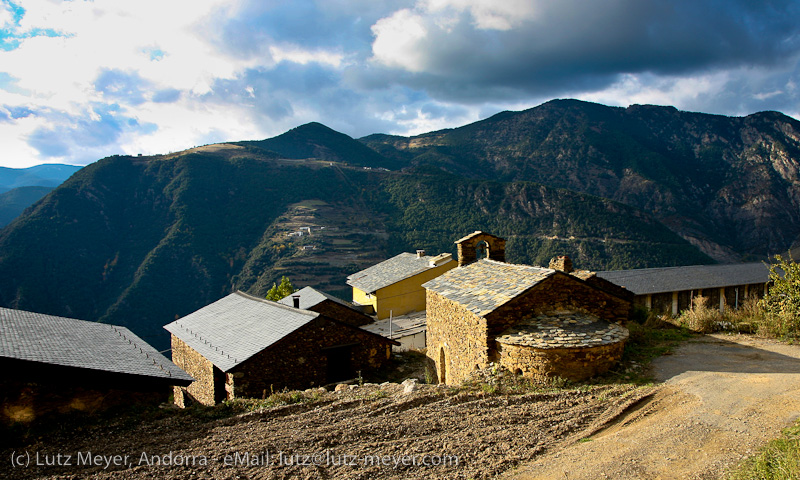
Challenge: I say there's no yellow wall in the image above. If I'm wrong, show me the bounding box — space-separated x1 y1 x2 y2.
353 260 457 319
352 287 376 315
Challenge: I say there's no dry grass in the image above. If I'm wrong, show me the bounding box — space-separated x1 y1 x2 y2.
675 296 719 333
727 419 800 480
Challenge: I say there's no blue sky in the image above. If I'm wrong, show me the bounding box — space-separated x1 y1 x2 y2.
1 0 799 168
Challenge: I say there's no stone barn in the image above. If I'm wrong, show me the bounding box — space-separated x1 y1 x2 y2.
165 291 397 406
423 252 631 385
0 307 193 425
278 286 373 327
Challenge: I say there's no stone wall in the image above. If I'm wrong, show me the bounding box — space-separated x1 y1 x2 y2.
496 341 626 382
229 317 392 397
425 290 489 385
171 335 217 407
310 300 373 327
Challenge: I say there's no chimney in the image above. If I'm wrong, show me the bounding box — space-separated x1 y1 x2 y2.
292 295 300 308
429 253 452 267
549 255 573 273
416 249 426 258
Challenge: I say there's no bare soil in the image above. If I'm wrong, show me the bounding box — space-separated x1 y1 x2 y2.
2 381 650 480
4 333 798 480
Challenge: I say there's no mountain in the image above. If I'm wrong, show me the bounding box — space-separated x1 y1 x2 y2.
0 186 54 227
238 122 405 170
0 100 798 349
0 164 82 193
362 99 800 261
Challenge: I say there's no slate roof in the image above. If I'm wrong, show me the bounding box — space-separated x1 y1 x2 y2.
347 252 454 293
422 259 555 317
362 311 427 339
0 307 192 384
597 263 770 296
495 312 629 349
164 291 320 372
277 286 358 311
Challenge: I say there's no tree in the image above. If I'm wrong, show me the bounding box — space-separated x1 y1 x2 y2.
759 255 800 337
266 275 298 301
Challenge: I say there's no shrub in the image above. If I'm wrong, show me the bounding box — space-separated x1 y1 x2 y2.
757 256 800 339
676 295 719 333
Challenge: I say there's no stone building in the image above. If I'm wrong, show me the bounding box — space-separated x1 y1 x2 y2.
347 250 456 319
164 291 397 406
597 262 771 314
278 286 373 327
423 246 631 385
0 307 193 424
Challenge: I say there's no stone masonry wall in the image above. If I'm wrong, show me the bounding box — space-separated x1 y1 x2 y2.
457 234 506 266
170 335 216 407
230 317 392 397
310 300 373 327
497 341 626 382
425 291 489 385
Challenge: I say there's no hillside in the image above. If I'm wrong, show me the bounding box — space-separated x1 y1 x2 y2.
0 186 53 227
0 99 798 348
0 151 704 349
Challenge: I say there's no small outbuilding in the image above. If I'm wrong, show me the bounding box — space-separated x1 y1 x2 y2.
278 286 373 327
362 311 428 351
0 307 193 424
165 291 397 406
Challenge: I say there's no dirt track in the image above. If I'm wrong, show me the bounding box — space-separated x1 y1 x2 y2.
507 333 800 479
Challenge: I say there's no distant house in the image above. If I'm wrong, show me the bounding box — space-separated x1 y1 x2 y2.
0 307 193 424
597 263 771 314
278 286 373 327
423 235 631 385
164 291 397 406
347 250 456 319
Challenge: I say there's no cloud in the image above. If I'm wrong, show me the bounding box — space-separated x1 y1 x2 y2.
369 0 800 102
24 103 158 160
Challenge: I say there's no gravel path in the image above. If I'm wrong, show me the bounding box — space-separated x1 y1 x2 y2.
506 333 800 479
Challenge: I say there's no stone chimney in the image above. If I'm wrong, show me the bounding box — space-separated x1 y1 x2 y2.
416 249 426 258
549 255 573 273
292 295 301 308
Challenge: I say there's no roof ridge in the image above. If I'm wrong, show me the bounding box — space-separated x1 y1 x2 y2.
481 258 554 272
109 325 179 378
234 290 320 317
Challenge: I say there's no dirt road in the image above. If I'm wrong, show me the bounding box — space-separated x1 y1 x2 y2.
506 333 800 479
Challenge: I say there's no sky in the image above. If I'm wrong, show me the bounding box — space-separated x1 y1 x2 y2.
1 0 799 168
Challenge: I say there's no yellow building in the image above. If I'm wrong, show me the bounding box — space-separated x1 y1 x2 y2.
347 250 456 319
